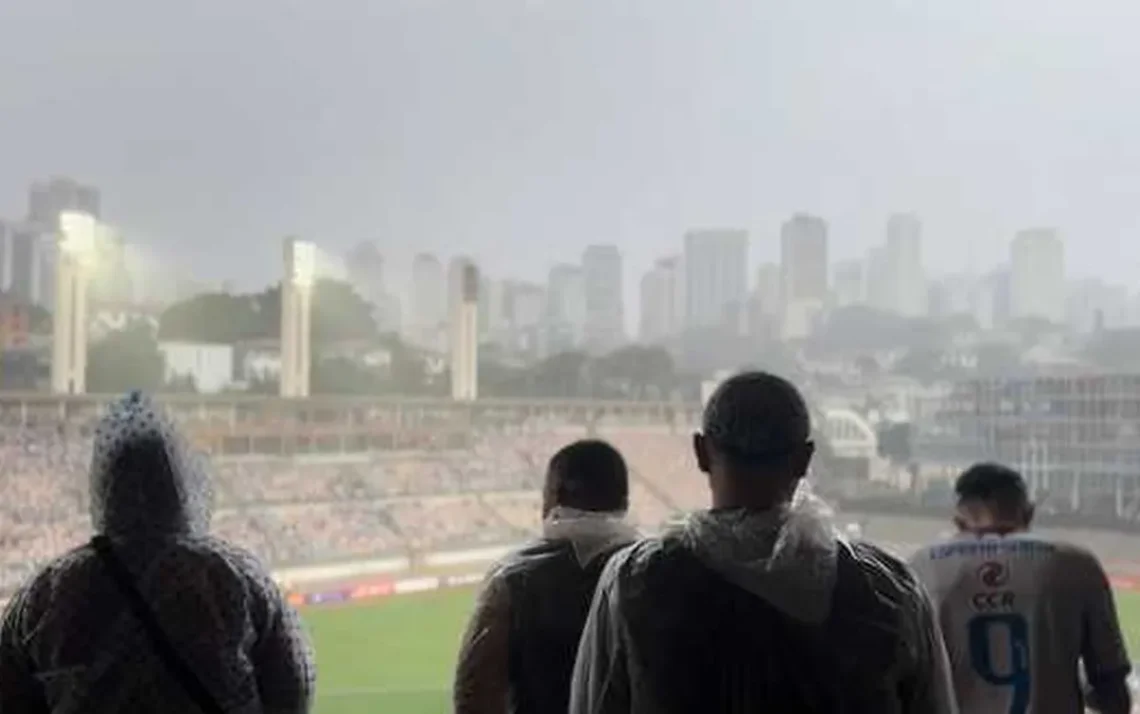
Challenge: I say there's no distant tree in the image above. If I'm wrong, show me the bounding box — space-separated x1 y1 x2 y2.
159 278 378 346
26 304 51 334
87 322 164 393
596 345 675 399
310 278 379 344
158 292 267 343
530 351 590 398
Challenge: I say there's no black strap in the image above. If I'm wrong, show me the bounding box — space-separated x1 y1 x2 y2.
91 536 226 714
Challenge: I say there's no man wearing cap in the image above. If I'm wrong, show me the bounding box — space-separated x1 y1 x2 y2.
569 371 958 714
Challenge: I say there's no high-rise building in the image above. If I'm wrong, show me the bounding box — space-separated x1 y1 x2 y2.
780 214 829 339
752 263 781 318
1010 229 1064 323
504 280 546 359
582 245 625 354
344 242 400 333
1067 279 1131 334
885 213 926 317
780 214 828 302
640 256 684 344
410 253 446 350
832 260 864 308
9 225 46 306
345 242 385 303
545 264 586 354
28 177 100 228
683 229 747 331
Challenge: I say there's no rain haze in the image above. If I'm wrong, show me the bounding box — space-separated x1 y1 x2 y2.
2 0 1140 309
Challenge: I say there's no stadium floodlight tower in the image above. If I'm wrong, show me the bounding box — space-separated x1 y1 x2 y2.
451 262 479 402
280 237 316 399
51 211 98 395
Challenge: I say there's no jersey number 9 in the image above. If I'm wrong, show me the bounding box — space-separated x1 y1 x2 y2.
968 613 1031 714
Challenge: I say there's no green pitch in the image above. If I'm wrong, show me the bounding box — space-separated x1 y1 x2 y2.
305 587 1140 714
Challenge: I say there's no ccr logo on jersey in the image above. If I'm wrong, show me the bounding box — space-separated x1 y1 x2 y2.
977 561 1009 588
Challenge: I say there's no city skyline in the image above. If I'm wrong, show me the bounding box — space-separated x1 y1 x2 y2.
4 1 1140 302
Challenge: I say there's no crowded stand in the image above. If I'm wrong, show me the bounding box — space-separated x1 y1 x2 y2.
0 415 695 595
7 405 1140 603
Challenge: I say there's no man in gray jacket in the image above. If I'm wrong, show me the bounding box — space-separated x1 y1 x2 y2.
0 392 315 713
570 372 957 714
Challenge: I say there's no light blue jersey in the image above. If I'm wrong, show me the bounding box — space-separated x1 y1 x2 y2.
911 533 1130 714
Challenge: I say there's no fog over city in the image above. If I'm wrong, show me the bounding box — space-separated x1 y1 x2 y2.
3 0 1140 311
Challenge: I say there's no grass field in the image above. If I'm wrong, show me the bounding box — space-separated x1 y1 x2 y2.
304 586 1140 714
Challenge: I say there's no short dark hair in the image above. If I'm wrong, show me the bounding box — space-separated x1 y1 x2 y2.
955 463 1030 513
701 371 811 465
546 439 629 512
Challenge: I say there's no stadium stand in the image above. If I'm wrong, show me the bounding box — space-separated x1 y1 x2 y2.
5 404 1140 602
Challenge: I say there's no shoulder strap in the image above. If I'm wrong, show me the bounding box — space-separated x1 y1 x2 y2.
91 536 226 714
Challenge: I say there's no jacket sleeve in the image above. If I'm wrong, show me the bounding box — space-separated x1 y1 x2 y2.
0 589 48 714
250 579 316 714
899 582 959 714
569 554 631 714
453 575 512 714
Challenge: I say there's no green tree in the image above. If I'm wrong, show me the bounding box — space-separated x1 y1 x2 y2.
159 279 377 346
87 322 165 393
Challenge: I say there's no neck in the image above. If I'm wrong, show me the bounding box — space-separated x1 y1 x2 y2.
712 471 795 512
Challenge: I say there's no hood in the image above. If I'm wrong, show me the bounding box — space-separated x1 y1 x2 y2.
676 481 840 624
543 506 639 567
89 391 213 537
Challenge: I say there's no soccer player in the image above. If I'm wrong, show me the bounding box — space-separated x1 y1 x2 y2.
454 439 638 714
910 463 1132 714
570 372 957 714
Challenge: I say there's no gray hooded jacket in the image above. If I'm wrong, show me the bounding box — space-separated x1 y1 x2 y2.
0 393 315 714
570 483 958 714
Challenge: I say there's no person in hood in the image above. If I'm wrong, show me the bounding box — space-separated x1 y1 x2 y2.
454 439 639 714
569 371 959 714
0 392 315 714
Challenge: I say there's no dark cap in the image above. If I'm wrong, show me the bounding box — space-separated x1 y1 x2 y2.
702 371 811 461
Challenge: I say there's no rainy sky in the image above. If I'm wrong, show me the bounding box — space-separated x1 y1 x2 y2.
2 0 1140 299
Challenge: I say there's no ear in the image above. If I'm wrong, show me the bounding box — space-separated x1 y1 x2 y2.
1023 503 1035 527
953 515 969 533
693 433 711 474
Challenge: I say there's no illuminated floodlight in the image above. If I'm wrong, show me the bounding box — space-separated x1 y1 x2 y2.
288 239 316 288
58 211 98 258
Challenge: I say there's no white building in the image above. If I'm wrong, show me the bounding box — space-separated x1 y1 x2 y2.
780 214 828 340
582 244 625 354
683 229 748 331
545 263 586 352
1010 228 1064 323
158 342 234 393
885 214 926 318
832 260 864 308
409 253 446 351
640 256 684 343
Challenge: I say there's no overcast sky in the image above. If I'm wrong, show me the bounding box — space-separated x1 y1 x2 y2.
3 0 1140 305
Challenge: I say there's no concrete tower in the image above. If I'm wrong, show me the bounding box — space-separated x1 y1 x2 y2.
451 262 479 402
51 211 97 394
280 237 315 398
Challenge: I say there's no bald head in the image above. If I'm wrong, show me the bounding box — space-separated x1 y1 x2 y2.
694 371 814 510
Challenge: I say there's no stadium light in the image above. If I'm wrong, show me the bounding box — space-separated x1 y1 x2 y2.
58 211 99 261
289 239 316 288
